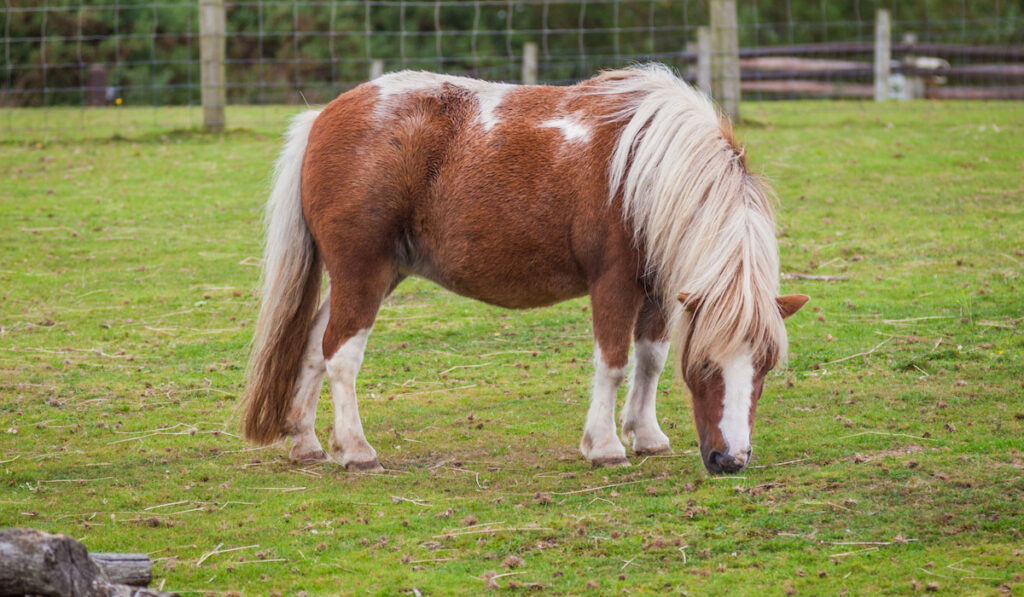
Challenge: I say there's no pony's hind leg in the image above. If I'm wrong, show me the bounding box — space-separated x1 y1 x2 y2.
620 298 672 455
325 327 377 471
286 297 330 462
321 262 399 472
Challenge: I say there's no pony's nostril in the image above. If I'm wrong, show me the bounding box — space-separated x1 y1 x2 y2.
708 450 738 473
705 450 724 473
708 450 748 474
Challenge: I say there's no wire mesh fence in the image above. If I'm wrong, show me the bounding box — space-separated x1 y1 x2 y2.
2 1 1022 137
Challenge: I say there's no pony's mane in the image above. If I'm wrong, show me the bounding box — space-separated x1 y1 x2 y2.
594 64 786 374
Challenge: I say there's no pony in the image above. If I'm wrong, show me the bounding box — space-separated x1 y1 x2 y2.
241 64 808 475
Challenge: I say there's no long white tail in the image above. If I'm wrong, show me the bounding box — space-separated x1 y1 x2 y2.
242 110 323 445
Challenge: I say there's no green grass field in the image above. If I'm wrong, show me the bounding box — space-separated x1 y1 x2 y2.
1 101 1022 595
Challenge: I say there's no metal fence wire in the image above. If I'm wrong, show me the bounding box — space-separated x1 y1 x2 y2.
2 1 1022 134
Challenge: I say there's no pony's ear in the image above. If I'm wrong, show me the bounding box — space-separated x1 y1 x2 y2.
677 292 699 313
777 294 810 319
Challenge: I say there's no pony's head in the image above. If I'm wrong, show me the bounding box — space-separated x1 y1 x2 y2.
677 292 809 474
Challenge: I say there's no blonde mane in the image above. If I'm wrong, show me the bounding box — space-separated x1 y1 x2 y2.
596 64 786 374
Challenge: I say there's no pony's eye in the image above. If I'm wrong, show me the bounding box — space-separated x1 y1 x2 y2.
701 362 710 370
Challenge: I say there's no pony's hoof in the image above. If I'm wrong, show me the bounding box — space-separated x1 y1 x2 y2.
345 459 384 473
290 448 329 463
590 456 631 468
635 445 673 456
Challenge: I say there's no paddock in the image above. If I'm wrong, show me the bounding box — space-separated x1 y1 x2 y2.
1 99 1021 593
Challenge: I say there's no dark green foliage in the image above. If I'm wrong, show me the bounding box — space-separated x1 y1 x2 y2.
2 1 199 106
2 0 1022 106
739 0 1024 46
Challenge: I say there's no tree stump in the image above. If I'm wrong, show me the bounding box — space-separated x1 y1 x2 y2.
0 528 178 597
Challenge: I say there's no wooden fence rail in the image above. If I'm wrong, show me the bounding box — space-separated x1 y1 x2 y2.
737 42 1024 61
686 40 1024 101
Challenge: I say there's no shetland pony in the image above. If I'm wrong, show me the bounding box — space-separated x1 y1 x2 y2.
242 64 808 475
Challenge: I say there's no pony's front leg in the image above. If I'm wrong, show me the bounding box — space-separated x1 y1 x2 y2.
580 347 630 466
286 298 330 462
620 298 672 455
620 338 672 455
580 280 643 467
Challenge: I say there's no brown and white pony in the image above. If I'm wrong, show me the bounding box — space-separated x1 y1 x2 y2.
241 64 808 475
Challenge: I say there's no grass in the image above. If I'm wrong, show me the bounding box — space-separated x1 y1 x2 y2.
1 101 1022 596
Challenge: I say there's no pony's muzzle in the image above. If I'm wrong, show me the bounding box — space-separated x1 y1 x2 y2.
703 448 750 475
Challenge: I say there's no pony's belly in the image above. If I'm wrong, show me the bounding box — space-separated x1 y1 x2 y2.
400 180 599 308
401 251 589 310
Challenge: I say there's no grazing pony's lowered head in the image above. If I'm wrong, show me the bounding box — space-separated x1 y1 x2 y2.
677 292 808 474
601 64 809 474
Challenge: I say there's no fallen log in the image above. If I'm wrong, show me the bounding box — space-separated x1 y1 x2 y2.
0 528 178 597
89 553 152 587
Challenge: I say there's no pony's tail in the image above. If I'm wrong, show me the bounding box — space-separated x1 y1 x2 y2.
242 110 323 445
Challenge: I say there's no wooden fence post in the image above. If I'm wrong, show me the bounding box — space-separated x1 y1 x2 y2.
369 59 384 80
199 0 226 132
874 9 891 102
522 42 538 85
696 26 712 95
710 0 740 120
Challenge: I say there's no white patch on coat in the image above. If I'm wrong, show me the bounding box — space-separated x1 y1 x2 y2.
373 70 512 131
473 85 511 131
373 71 447 100
632 339 669 380
539 115 592 143
325 328 370 386
591 345 627 423
718 349 754 461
